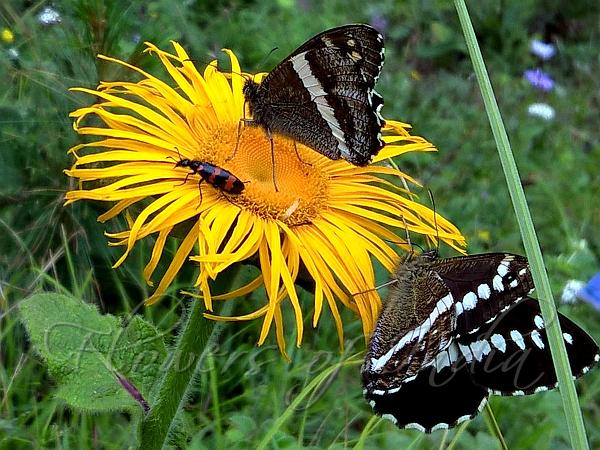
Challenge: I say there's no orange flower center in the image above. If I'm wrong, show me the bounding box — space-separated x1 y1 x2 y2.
191 119 329 226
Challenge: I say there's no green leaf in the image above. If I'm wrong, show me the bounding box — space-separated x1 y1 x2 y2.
19 293 167 413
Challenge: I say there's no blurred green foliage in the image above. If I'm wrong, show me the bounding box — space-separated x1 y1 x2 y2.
1 0 599 448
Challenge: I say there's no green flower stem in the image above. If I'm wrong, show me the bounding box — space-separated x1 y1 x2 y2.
139 299 214 449
454 2 589 449
139 270 237 449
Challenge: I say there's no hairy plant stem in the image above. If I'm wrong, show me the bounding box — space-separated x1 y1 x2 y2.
139 268 238 449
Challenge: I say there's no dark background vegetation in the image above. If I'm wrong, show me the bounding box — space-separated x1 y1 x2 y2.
1 0 599 448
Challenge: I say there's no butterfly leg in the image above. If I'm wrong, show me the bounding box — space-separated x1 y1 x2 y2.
292 141 313 169
226 113 256 162
225 119 245 162
267 128 280 192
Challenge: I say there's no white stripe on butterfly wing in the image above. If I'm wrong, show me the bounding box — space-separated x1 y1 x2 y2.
510 330 526 350
531 330 545 349
490 333 507 352
291 53 351 158
369 293 454 372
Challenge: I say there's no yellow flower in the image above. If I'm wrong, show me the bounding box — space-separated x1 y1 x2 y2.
1 28 14 44
65 42 465 356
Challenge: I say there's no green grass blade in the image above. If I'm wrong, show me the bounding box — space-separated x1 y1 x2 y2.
256 358 358 450
484 403 508 450
453 1 590 449
354 415 381 450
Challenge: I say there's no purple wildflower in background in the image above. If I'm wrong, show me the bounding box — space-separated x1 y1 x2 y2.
370 14 388 34
524 68 555 92
577 273 600 310
530 40 556 60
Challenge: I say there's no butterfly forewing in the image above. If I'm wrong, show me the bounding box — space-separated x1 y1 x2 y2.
288 25 385 87
249 62 347 161
431 253 533 336
244 24 385 166
362 254 456 393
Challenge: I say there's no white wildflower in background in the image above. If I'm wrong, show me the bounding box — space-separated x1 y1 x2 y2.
562 280 585 304
38 6 62 25
527 102 556 121
7 47 19 61
530 40 556 61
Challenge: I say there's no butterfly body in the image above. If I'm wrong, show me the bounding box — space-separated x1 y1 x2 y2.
174 159 245 195
362 251 599 432
243 24 385 166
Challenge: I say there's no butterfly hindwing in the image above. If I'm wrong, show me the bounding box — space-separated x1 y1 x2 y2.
243 24 385 166
365 353 489 433
458 297 600 395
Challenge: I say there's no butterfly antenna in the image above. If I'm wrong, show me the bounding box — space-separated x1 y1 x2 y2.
428 189 440 252
256 47 279 72
352 279 398 297
183 56 250 81
399 215 413 253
